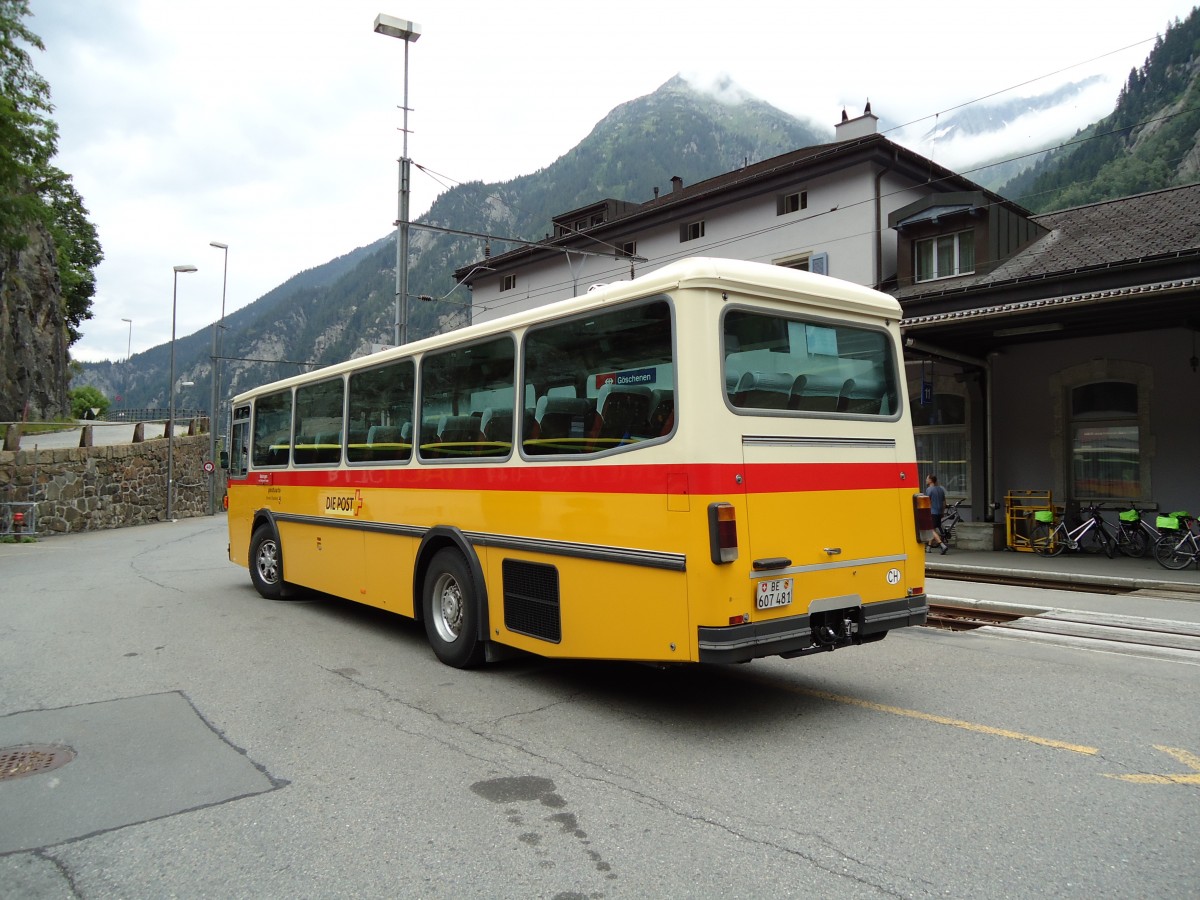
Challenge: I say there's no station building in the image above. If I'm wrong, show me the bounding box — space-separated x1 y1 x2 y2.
455 107 1200 536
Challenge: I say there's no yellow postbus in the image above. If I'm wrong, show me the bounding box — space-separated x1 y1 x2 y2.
225 257 929 668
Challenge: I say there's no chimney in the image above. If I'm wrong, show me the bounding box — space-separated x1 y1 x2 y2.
671 175 683 193
653 186 659 200
835 100 878 142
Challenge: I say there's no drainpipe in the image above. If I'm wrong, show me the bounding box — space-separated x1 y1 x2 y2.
874 164 888 289
986 351 1000 522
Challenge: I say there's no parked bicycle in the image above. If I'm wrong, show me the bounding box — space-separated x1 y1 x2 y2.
939 498 965 547
1030 504 1116 558
1153 511 1200 570
1113 506 1159 558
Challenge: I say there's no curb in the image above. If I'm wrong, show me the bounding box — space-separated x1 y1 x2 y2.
925 561 1200 597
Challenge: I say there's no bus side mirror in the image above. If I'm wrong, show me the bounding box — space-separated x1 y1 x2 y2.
219 450 229 468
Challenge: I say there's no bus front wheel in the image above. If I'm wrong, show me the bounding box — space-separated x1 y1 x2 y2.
249 525 291 600
422 548 485 668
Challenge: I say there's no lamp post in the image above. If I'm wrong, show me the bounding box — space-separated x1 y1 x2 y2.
208 241 228 515
121 317 132 407
167 264 198 521
373 13 421 346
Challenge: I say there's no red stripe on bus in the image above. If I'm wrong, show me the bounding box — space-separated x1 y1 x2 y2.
249 462 917 495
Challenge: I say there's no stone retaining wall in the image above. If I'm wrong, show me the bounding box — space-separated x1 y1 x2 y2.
0 433 214 534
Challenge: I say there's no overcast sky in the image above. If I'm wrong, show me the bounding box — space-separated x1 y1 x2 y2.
26 0 1194 363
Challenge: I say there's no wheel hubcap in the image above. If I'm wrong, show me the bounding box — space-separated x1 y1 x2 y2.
432 573 463 642
256 541 279 584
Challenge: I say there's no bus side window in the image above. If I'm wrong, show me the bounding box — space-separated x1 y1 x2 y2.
252 388 292 468
347 359 414 464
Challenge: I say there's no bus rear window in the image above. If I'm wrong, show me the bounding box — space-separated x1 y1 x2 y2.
724 309 897 416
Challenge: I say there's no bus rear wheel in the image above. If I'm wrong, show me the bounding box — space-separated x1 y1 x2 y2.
422 548 485 668
249 525 291 600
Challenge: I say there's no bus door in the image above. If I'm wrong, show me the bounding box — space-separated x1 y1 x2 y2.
739 435 909 617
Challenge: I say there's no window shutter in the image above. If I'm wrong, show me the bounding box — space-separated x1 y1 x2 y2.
810 252 829 276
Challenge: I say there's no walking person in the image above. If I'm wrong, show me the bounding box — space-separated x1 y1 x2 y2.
925 473 949 554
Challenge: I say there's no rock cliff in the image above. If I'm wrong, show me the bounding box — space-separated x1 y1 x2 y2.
0 223 69 421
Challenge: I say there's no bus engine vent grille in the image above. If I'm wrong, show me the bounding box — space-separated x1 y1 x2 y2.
502 559 562 643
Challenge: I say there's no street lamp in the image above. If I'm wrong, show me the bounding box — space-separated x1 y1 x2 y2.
208 241 229 515
374 13 421 346
167 263 198 521
121 317 132 407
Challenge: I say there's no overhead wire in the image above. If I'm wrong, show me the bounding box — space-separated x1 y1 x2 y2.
400 28 1183 309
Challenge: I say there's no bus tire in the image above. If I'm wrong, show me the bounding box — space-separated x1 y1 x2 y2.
422 548 485 668
249 524 290 601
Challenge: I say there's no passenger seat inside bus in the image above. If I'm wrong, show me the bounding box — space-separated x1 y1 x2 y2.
531 396 593 446
732 371 792 408
789 374 854 411
479 408 513 444
593 384 653 441
835 377 885 415
649 389 674 435
437 415 478 445
367 424 403 446
312 429 342 464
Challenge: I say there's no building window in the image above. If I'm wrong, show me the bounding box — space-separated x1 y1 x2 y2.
915 230 975 282
680 220 705 242
775 252 828 275
777 191 808 215
501 274 516 292
1070 381 1140 499
911 389 967 497
621 241 637 257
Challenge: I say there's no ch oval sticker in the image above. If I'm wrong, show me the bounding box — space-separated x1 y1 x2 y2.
886 568 901 585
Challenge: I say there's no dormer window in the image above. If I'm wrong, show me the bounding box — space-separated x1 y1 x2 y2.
915 230 975 282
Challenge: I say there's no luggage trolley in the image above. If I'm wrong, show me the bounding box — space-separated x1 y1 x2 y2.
1004 490 1054 552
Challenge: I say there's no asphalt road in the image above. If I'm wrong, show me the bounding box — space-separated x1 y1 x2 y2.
2 517 1198 898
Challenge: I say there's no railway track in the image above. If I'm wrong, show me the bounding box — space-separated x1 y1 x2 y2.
923 601 1200 661
925 603 1026 631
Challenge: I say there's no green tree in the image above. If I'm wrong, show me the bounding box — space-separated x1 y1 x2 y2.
0 0 101 343
69 384 108 419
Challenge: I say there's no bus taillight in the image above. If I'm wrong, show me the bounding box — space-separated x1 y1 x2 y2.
913 493 935 543
708 502 738 564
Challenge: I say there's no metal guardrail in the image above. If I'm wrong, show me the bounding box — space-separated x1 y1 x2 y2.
1 502 37 539
101 408 208 422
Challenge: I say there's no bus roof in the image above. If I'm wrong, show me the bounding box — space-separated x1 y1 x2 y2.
232 257 901 402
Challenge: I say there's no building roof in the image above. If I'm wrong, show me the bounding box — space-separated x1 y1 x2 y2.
898 183 1200 356
896 182 1200 302
454 133 1022 280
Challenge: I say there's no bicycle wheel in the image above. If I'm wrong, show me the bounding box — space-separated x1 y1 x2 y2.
1031 522 1063 557
1099 527 1116 559
1155 535 1196 570
1079 524 1114 558
1123 528 1149 558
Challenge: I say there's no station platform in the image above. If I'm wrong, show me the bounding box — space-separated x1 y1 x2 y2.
923 545 1200 641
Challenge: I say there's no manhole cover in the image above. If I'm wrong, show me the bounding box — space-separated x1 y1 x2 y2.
0 745 76 782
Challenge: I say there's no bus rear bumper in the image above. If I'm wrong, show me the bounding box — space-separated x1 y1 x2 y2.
696 595 928 664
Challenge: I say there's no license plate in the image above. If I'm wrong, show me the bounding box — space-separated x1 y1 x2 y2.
756 577 793 610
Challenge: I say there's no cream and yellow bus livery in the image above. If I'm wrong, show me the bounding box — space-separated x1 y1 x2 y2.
225 257 929 668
